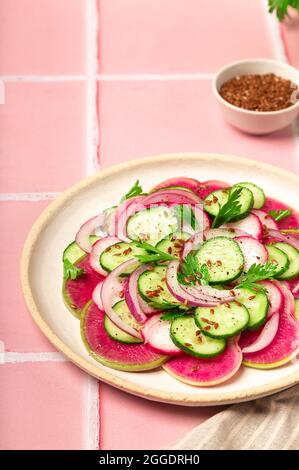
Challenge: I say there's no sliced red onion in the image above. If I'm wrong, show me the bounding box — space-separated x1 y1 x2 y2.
125 265 149 324
143 188 202 206
75 213 106 253
141 314 182 355
150 177 201 193
89 236 121 276
101 258 142 338
166 260 235 307
259 281 283 318
267 229 299 251
110 195 146 241
181 283 235 303
252 209 278 230
241 312 279 354
182 231 204 258
223 213 262 239
92 281 104 310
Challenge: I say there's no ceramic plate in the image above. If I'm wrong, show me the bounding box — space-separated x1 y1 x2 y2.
21 153 299 406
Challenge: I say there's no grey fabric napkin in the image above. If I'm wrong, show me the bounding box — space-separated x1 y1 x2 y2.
166 385 299 450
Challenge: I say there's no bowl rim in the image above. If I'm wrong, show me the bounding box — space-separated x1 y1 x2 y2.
212 58 299 117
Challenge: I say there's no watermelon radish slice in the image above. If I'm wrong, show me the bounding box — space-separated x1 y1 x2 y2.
81 301 167 371
243 285 299 368
150 177 200 193
235 236 268 272
287 276 299 299
252 209 278 230
63 256 104 318
262 198 299 230
223 213 262 239
163 339 242 386
241 312 279 354
196 180 230 199
142 188 201 206
142 314 182 355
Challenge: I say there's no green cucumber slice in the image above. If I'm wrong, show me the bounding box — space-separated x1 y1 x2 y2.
195 236 244 284
104 315 143 344
100 241 147 275
266 244 290 278
155 232 191 260
204 187 253 220
236 288 269 330
63 236 99 264
274 242 299 280
170 315 226 357
234 182 265 209
194 302 249 338
126 206 178 245
112 300 142 334
138 265 182 309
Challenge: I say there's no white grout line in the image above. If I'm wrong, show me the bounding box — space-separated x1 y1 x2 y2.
0 75 87 82
0 351 68 364
86 0 100 176
0 192 61 201
83 375 100 450
96 72 215 81
262 0 299 169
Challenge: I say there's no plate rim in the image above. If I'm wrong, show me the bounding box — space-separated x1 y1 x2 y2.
21 152 299 406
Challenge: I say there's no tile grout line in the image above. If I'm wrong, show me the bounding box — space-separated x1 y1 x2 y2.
0 351 68 364
262 0 299 168
84 0 100 451
0 192 61 201
0 73 214 82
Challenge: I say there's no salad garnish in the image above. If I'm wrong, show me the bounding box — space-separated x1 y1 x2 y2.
268 208 292 222
212 187 243 228
235 262 278 292
134 241 177 263
178 252 210 286
63 258 85 280
120 179 144 203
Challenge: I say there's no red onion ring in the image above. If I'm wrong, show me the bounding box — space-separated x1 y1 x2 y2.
75 213 106 253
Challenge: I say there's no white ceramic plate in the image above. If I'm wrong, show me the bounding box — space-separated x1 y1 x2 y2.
21 153 299 406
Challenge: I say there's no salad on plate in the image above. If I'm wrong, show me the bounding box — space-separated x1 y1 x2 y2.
62 177 299 386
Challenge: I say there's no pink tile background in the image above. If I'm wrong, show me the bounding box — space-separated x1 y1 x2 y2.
1 0 299 451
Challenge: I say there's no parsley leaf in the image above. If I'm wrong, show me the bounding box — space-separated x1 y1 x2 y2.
63 258 85 280
160 311 189 321
268 0 299 21
235 262 278 292
177 253 210 286
268 208 292 222
212 187 243 228
134 241 176 263
120 180 143 203
199 264 210 286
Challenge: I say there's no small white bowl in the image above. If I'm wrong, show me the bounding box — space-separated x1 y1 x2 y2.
213 58 299 135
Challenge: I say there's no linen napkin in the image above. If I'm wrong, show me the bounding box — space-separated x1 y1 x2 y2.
167 384 299 450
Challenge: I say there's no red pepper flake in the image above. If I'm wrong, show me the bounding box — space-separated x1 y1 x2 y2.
113 253 122 256
205 200 213 206
210 308 215 315
106 247 112 252
184 342 192 347
161 276 166 281
207 260 212 268
215 260 222 266
184 277 191 284
235 300 242 307
168 247 173 254
229 290 235 296
114 244 121 249
204 326 211 331
212 195 218 204
195 330 201 336
119 290 124 298
201 317 219 328
248 295 256 300
228 228 235 233
123 247 132 256
224 302 231 308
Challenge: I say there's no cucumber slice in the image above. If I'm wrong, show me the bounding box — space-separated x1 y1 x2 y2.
104 315 143 344
155 231 190 260
204 187 253 220
266 244 290 278
170 315 226 358
194 302 249 339
236 288 269 330
63 236 99 264
234 182 265 209
100 241 147 275
126 206 178 245
195 236 244 284
138 265 182 309
274 242 299 280
112 300 142 334
158 185 194 193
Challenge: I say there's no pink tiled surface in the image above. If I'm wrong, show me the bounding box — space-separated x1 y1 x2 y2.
0 82 87 192
0 362 86 450
1 0 299 451
0 0 87 75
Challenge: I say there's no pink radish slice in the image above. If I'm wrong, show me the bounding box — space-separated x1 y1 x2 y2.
75 214 106 253
166 260 235 307
89 236 122 276
101 258 142 338
150 177 201 193
125 265 150 324
143 188 202 206
241 312 280 354
196 180 230 199
260 281 284 318
142 314 182 355
92 281 104 310
235 236 268 272
204 228 249 240
252 209 278 230
266 229 299 251
223 213 262 239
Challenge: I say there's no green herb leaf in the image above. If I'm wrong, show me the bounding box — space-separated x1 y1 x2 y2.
235 262 278 292
199 264 210 286
212 187 243 228
268 0 299 21
134 241 176 263
160 311 189 321
63 258 85 280
268 208 292 222
120 180 143 203
177 253 210 286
